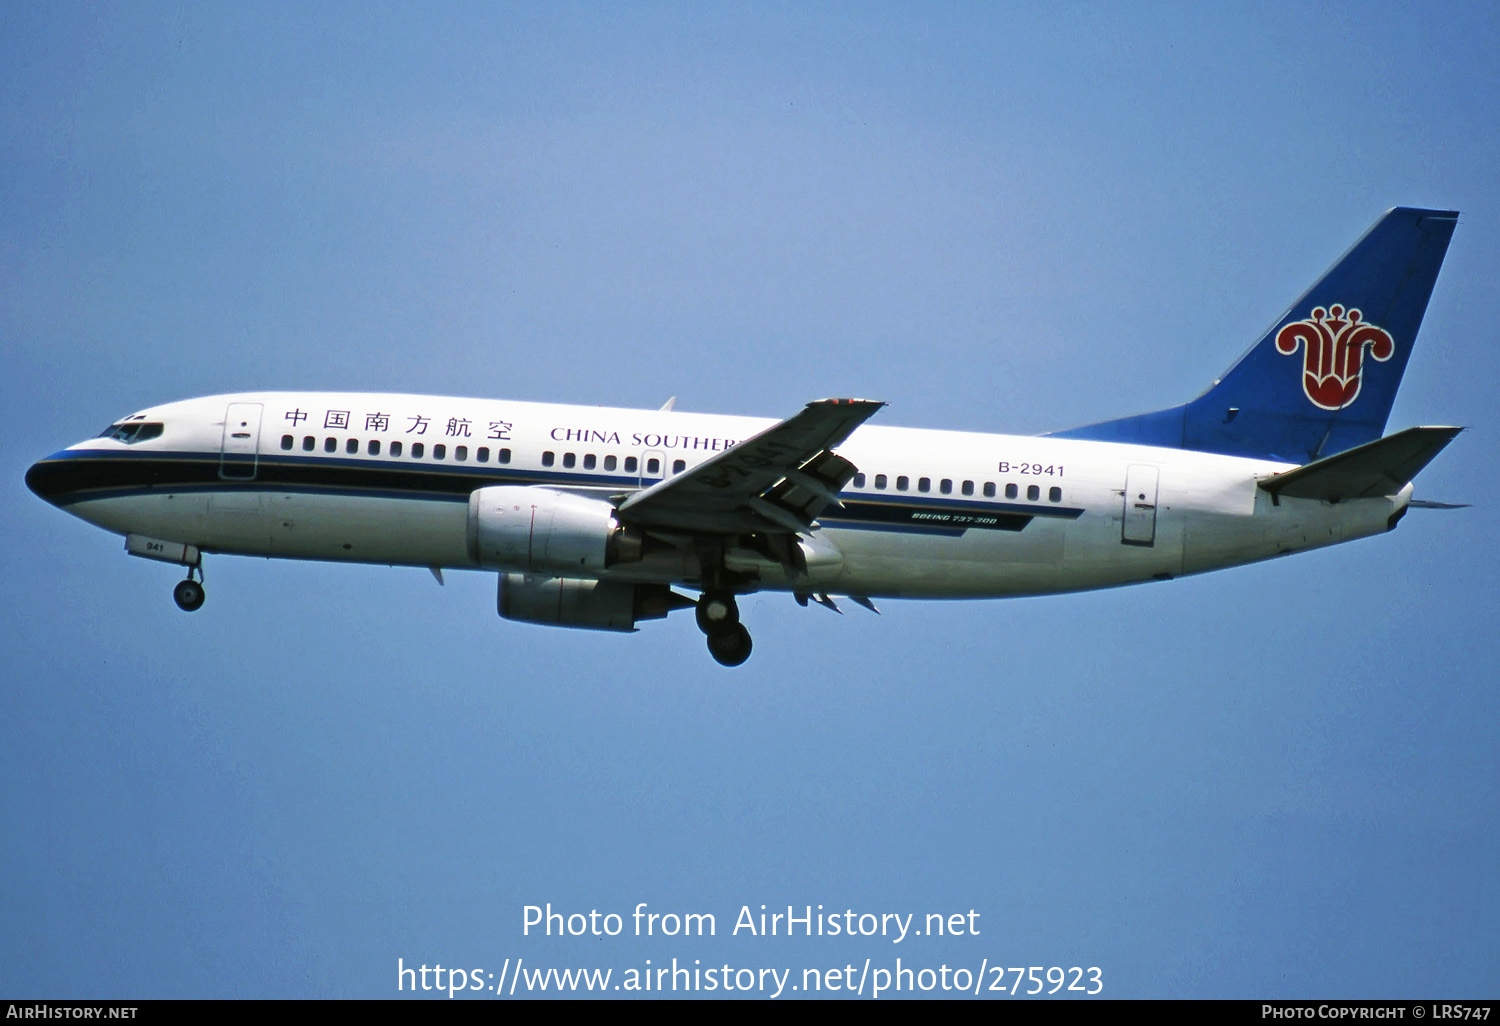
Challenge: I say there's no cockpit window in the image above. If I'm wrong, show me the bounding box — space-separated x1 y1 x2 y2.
97 422 164 444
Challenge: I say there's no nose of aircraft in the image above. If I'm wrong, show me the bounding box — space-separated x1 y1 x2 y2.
25 454 75 508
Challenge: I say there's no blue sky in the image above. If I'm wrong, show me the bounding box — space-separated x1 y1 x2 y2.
3 2 1496 999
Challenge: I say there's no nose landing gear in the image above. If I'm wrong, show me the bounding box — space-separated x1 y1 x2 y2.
696 590 752 666
172 564 205 612
122 535 206 612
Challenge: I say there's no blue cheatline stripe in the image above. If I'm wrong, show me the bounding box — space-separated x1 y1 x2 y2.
32 449 1083 536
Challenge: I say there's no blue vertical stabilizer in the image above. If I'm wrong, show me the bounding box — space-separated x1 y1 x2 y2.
1048 207 1458 462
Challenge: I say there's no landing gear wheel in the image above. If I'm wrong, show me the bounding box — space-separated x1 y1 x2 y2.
173 578 205 612
706 624 753 667
695 592 739 634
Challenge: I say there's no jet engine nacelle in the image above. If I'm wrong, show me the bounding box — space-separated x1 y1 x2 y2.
499 574 688 632
467 486 643 574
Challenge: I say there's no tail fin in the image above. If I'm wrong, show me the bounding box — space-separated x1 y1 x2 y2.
1049 207 1459 462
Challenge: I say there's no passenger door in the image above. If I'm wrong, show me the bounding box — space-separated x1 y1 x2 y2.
1121 464 1159 546
219 402 263 481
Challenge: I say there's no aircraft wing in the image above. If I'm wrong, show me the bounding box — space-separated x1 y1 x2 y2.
616 398 885 534
1258 426 1463 501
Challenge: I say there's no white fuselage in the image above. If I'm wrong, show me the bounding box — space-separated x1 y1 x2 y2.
38 392 1407 600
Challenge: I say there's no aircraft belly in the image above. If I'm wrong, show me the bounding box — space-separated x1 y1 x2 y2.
265 493 472 567
1182 492 1397 574
67 494 215 545
67 491 472 568
825 516 1183 598
1258 496 1394 558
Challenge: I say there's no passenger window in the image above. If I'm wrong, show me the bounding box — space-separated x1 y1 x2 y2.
542 451 554 467
390 441 403 457
303 436 315 452
281 435 293 450
368 440 381 456
897 476 909 491
477 446 489 462
875 474 887 490
962 480 974 496
940 479 952 494
434 444 446 460
346 438 359 455
563 452 576 468
646 458 661 475
672 459 686 474
604 455 617 471
583 453 596 470
455 445 468 461
499 448 511 464
625 456 638 473
1027 484 1040 501
1049 486 1062 503
918 477 931 493
1005 483 1018 499
983 482 996 498
853 473 866 488
411 442 425 458
324 437 337 453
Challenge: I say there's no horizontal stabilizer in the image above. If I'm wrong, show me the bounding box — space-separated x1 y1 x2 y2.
1259 426 1462 502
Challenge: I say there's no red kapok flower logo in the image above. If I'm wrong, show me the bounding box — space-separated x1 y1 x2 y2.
1275 304 1395 411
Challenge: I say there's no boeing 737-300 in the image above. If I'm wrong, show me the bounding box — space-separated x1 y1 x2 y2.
26 207 1463 665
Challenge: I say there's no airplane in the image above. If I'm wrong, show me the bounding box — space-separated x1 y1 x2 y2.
27 207 1464 666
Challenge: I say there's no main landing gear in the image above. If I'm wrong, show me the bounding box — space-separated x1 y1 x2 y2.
172 564 205 612
696 590 752 667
